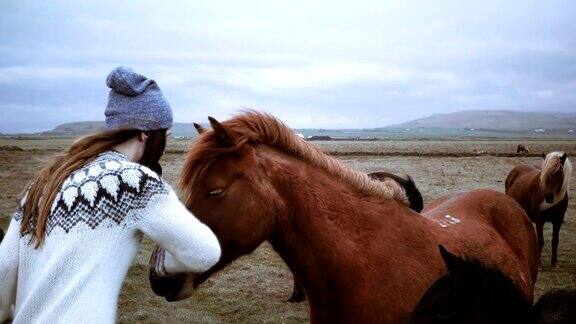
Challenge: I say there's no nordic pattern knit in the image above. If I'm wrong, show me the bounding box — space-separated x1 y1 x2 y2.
0 150 221 323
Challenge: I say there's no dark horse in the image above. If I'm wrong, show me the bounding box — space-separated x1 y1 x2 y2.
368 171 423 213
506 152 572 267
534 289 576 324
412 245 534 323
193 123 424 303
413 246 576 324
152 111 538 322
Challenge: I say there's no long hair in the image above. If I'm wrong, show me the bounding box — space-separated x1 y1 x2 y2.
140 129 168 176
21 128 167 247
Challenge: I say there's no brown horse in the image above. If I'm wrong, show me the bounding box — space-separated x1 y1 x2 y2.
506 152 572 267
517 144 530 155
151 111 538 322
194 123 425 303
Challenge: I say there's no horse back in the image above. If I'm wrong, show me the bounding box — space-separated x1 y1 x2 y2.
422 189 539 299
505 164 539 192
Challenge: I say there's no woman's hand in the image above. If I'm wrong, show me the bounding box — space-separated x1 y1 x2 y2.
148 245 188 300
149 245 167 276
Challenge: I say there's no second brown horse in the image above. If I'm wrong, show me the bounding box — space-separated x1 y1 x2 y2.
506 152 572 267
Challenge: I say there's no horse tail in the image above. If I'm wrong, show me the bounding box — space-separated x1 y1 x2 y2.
368 171 424 212
401 175 424 213
534 289 576 323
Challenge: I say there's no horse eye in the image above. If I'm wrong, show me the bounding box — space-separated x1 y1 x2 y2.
208 188 224 196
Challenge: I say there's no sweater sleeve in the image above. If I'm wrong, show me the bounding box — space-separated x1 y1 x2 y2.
0 217 20 322
136 186 221 275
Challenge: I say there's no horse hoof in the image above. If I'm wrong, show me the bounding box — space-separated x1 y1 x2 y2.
287 293 305 303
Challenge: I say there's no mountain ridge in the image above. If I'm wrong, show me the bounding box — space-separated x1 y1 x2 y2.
8 109 575 138
384 110 576 132
43 121 202 137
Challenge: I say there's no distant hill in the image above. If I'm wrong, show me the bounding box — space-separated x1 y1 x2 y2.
43 121 106 135
29 110 576 139
385 110 576 133
42 121 202 137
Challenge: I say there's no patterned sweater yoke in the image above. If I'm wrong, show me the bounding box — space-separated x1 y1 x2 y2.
0 150 221 323
20 150 170 234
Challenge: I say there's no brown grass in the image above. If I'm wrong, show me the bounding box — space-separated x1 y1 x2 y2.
0 138 575 323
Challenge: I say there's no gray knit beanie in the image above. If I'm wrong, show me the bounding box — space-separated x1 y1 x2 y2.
105 67 173 130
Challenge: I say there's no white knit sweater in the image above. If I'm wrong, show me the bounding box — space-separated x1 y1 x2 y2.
0 150 221 323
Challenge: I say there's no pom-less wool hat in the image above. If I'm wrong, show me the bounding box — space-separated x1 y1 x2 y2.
105 66 173 131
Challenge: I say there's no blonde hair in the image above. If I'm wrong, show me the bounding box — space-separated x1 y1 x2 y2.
540 151 572 199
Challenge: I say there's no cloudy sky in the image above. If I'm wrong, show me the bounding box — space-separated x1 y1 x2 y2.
1 0 575 132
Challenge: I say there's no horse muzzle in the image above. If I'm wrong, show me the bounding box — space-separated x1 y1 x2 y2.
149 270 190 302
148 246 197 302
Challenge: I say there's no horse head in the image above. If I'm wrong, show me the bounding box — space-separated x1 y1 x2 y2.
149 111 411 302
540 152 571 204
149 114 292 300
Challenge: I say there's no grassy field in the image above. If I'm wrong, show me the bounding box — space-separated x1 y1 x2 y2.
2 138 576 156
1 138 575 323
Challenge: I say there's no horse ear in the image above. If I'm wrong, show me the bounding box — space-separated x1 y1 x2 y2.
208 116 233 147
438 245 459 271
193 123 206 134
560 153 568 164
541 153 546 159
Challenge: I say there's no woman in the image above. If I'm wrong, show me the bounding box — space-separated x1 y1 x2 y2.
0 67 221 323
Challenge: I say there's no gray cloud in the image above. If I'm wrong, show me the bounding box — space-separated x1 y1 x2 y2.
1 0 575 132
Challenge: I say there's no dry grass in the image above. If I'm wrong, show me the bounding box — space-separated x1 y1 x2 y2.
2 138 575 156
0 138 575 323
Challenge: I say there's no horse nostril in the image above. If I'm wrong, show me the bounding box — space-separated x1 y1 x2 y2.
149 271 186 299
545 194 554 203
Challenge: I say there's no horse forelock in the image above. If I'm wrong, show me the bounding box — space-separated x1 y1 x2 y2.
180 110 409 207
180 130 248 207
540 151 572 197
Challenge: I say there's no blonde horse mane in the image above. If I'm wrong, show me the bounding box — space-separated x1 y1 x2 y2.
540 151 572 200
181 110 409 207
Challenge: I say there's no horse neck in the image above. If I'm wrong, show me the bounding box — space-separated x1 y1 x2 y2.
259 148 423 307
